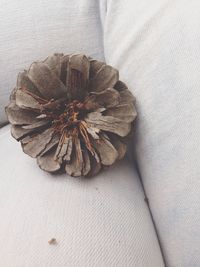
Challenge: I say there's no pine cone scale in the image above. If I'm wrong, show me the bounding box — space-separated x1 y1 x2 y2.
21 128 54 158
88 64 119 93
15 88 42 110
6 103 39 125
85 111 131 137
37 148 61 173
28 62 67 100
66 54 90 101
85 88 120 110
93 134 118 166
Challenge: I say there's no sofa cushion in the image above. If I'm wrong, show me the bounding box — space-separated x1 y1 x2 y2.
0 125 164 267
0 0 104 125
104 0 200 266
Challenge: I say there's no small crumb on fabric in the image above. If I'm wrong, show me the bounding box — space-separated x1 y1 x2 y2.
48 238 57 245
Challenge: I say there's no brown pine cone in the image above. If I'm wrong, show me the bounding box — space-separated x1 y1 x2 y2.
6 54 137 177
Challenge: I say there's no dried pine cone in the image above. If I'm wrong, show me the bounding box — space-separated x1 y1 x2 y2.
6 54 137 177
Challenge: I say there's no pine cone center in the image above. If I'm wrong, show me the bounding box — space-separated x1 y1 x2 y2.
40 98 88 136
42 98 94 155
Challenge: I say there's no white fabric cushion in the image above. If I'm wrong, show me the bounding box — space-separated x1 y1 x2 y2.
104 0 200 266
0 0 104 125
0 125 164 267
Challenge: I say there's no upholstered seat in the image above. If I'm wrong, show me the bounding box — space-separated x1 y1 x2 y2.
0 125 164 266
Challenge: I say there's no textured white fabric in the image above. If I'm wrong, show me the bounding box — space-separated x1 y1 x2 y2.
104 0 200 266
0 125 164 267
0 0 104 124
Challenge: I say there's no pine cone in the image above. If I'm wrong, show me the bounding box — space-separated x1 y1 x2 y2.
6 54 137 177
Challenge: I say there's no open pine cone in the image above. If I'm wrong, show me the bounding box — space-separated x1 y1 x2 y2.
6 54 137 177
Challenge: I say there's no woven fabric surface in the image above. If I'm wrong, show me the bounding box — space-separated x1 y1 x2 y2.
0 0 104 124
104 0 200 266
0 125 164 267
